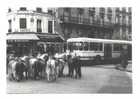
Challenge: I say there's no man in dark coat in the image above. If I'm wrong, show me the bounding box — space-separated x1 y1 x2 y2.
120 46 128 69
74 55 82 78
67 54 73 77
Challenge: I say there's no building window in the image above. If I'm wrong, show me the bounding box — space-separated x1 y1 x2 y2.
64 8 71 12
36 7 42 13
129 26 132 34
48 9 53 15
89 8 96 16
115 8 120 15
77 8 84 23
20 18 26 29
37 19 42 32
99 8 105 19
122 15 126 25
48 21 53 33
115 15 120 24
77 8 84 15
128 15 132 27
122 7 126 13
19 7 27 11
107 8 112 21
8 20 12 32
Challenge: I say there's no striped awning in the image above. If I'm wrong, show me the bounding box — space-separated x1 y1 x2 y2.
37 33 64 42
7 33 39 40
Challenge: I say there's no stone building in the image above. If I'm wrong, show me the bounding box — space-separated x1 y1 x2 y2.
54 7 132 41
7 7 64 56
7 7 132 56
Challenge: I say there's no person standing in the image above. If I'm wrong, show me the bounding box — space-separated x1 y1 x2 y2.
75 55 82 78
67 54 73 77
120 45 128 69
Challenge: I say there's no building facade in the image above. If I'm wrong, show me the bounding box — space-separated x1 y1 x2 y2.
7 7 132 56
54 7 132 41
7 7 64 56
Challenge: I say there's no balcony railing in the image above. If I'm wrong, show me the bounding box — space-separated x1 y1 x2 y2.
60 15 114 28
20 29 31 32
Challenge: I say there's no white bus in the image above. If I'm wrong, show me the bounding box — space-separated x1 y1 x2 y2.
66 37 132 63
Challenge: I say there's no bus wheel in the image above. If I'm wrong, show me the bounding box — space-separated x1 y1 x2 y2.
95 55 101 65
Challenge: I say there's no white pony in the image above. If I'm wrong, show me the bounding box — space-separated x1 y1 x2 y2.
46 55 57 81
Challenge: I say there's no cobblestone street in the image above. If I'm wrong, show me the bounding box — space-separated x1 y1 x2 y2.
7 64 132 94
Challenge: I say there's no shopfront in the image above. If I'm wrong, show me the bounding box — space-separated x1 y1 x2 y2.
36 33 65 54
7 33 65 56
7 33 39 56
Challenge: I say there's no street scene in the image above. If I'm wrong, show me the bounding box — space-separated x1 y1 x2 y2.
6 7 132 94
7 63 132 94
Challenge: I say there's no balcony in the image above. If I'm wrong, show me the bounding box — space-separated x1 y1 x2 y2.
20 29 31 32
83 18 90 25
60 15 114 28
60 16 90 25
104 22 114 28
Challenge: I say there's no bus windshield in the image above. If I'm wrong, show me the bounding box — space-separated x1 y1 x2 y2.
68 42 83 51
68 42 103 51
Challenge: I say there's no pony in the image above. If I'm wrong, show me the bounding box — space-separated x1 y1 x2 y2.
8 57 26 82
37 53 49 79
46 55 57 81
66 52 82 78
28 57 40 80
20 55 30 79
19 53 48 80
54 53 67 77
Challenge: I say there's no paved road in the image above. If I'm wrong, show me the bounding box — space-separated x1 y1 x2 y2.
7 64 132 94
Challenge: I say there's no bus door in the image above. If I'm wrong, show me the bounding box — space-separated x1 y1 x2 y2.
104 44 112 59
128 45 132 60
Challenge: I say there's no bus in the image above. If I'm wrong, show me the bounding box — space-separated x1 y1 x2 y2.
66 37 132 64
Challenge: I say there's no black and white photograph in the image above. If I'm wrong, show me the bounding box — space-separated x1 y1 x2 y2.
6 6 132 94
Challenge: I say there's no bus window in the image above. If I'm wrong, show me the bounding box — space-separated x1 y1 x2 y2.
90 42 94 50
79 42 83 50
98 43 103 51
73 42 78 50
90 42 102 51
68 42 73 52
83 42 89 51
75 42 83 51
113 44 121 51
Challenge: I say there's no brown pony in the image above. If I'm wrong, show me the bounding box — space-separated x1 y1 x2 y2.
8 57 26 82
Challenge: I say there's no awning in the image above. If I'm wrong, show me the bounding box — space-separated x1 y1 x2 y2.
7 33 39 41
37 33 64 42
